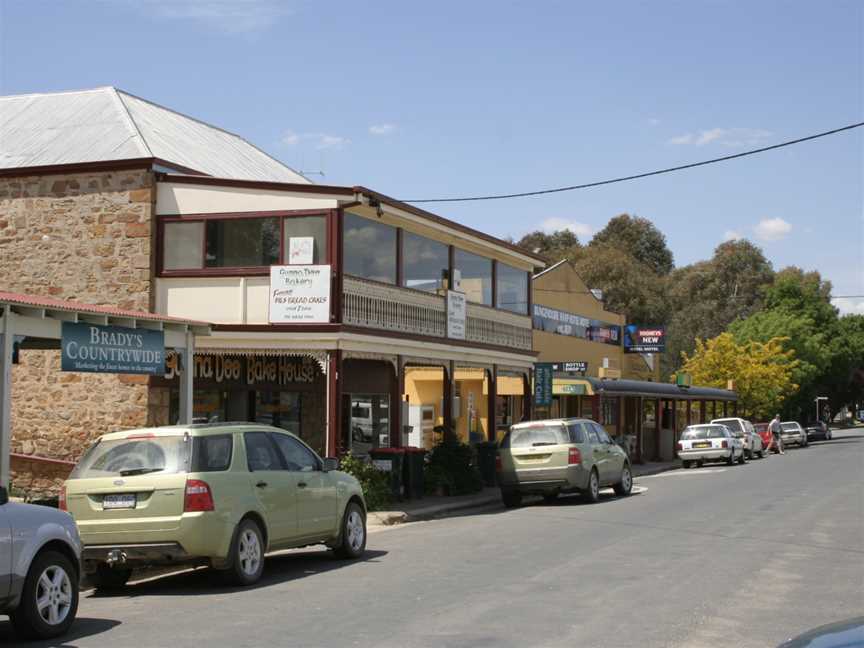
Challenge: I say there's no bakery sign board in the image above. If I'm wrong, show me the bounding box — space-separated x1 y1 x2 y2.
269 265 331 324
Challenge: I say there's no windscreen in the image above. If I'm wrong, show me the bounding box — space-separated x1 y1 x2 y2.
502 425 568 448
681 426 726 440
714 419 743 433
70 435 191 478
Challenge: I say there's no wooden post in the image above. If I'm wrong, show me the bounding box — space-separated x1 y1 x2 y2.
723 401 728 417
488 364 498 442
443 360 455 432
0 308 13 488
391 356 404 447
654 398 662 462
326 350 342 457
686 400 692 427
700 400 706 424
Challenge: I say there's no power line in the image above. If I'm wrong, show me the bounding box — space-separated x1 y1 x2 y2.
832 295 864 299
401 121 864 204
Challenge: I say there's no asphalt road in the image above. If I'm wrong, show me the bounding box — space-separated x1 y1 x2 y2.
4 430 863 648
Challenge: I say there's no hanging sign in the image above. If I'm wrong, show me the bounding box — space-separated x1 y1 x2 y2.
552 361 588 374
534 362 554 407
447 290 467 340
61 322 165 375
269 265 331 323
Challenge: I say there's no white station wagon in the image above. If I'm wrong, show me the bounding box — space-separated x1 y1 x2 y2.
677 424 746 468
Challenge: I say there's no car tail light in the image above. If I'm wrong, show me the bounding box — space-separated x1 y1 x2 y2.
184 479 214 512
568 447 582 465
676 442 683 451
58 485 67 511
721 440 728 448
495 454 502 472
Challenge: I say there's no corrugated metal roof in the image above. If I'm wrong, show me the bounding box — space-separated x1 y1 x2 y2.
0 87 309 184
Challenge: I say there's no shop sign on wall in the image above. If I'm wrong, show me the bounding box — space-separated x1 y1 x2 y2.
532 304 621 346
269 265 331 323
61 322 165 375
288 237 314 265
447 290 467 340
551 361 588 374
162 352 319 387
623 325 666 353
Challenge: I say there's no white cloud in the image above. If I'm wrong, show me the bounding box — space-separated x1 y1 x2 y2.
723 230 743 242
369 123 397 136
753 217 793 242
282 130 351 151
834 297 864 316
668 127 773 148
540 217 594 239
128 0 292 33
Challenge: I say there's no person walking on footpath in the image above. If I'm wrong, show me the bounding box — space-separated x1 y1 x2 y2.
769 414 785 454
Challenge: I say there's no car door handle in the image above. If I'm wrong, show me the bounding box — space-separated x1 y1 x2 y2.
298 481 307 488
256 481 268 488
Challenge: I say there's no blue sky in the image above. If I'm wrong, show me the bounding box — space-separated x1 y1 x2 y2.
1 0 861 313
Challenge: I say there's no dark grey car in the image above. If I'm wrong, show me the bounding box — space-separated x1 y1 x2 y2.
0 485 82 640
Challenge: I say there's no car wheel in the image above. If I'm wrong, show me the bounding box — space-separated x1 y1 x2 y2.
726 450 736 466
10 550 79 640
682 460 691 469
758 448 765 458
583 469 600 504
542 491 559 503
613 464 633 497
696 460 704 468
334 502 367 559
223 519 265 586
90 564 132 591
501 490 522 508
738 449 747 464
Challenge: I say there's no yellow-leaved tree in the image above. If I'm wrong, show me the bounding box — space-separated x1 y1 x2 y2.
678 333 798 419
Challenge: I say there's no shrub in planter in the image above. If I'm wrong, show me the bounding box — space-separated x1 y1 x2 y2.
338 452 392 511
424 428 483 496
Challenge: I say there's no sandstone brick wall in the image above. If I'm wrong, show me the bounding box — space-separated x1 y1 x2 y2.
0 168 156 497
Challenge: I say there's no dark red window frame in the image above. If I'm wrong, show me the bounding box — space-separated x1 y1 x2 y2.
157 209 335 278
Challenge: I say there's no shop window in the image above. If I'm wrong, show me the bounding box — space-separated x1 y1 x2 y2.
455 249 492 305
403 232 448 292
284 215 327 264
206 218 280 268
255 391 300 436
497 262 528 314
601 398 619 426
164 222 204 270
347 394 390 455
343 212 397 283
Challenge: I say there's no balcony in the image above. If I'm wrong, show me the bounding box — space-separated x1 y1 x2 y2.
342 276 532 351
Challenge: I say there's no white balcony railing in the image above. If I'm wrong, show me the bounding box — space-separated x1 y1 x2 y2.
342 275 532 351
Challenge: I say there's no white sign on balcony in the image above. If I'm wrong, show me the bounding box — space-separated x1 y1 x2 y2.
447 290 467 340
269 265 331 324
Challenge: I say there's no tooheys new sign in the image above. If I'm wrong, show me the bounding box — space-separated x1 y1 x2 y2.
61 322 165 374
623 325 666 353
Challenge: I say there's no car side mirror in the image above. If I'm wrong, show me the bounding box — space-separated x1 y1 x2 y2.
0 486 8 505
322 457 339 472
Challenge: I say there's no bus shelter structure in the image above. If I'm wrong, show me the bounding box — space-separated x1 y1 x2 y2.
0 291 210 488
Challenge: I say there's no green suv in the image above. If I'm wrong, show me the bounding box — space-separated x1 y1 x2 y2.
496 418 633 508
63 423 366 588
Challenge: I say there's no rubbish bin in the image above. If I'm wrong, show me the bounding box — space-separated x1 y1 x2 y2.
475 441 498 487
368 447 406 500
402 447 427 499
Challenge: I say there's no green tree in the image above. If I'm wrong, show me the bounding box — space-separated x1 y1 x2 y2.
679 333 798 419
663 240 774 377
589 213 675 275
514 229 581 262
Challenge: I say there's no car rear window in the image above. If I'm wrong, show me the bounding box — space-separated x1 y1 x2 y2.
781 423 798 431
502 425 568 448
191 434 233 472
681 426 726 439
713 419 743 432
70 435 191 479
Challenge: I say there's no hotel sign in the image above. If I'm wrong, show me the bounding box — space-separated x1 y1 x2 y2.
61 322 165 375
269 265 331 324
624 325 666 353
447 290 467 340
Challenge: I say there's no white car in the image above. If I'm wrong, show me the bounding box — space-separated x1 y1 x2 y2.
712 417 765 459
780 421 809 448
0 485 82 640
677 424 746 468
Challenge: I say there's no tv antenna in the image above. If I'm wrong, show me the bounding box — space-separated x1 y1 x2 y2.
299 151 326 180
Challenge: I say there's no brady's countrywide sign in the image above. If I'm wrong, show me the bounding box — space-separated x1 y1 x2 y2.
61 322 166 375
623 325 666 353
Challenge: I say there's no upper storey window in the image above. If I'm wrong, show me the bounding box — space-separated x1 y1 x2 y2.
343 212 396 284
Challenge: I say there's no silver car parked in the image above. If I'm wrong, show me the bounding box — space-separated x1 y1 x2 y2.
0 485 82 640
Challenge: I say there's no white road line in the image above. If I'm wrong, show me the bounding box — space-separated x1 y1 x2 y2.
637 468 728 479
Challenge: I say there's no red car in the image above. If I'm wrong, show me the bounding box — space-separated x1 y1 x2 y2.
754 422 775 453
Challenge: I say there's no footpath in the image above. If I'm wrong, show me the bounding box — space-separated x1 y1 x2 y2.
368 459 680 528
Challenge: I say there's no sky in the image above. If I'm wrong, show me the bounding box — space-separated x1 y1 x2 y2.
1 0 862 313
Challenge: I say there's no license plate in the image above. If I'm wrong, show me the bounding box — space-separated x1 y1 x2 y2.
103 494 136 510
693 442 711 448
